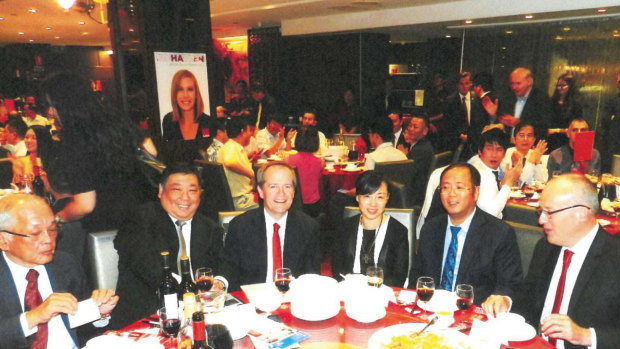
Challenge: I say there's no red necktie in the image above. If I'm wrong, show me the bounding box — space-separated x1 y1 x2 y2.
549 249 574 346
462 96 469 127
272 223 282 279
25 269 48 349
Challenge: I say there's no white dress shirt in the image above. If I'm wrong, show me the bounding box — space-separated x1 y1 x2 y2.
540 224 599 349
472 159 510 218
364 142 408 170
440 209 476 291
263 210 288 283
501 147 549 184
416 165 448 239
256 128 284 154
393 128 403 147
353 215 390 274
3 252 77 349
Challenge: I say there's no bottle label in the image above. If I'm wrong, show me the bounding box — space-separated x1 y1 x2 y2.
164 293 179 316
183 292 196 319
192 320 206 341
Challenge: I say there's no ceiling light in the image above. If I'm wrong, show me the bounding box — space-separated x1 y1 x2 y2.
554 36 563 40
465 20 472 24
18 32 25 35
613 33 620 38
82 31 88 35
106 50 113 54
46 27 52 30
57 0 76 10
597 8 607 13
28 9 37 13
0 17 4 21
525 15 533 20
54 36 60 39
505 30 513 34
445 34 451 38
562 27 571 32
129 28 135 32
79 21 85 25
29 39 34 42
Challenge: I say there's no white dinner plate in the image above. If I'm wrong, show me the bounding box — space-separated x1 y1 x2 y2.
422 289 458 313
510 191 525 199
290 301 340 321
342 167 360 172
506 322 536 342
368 323 469 349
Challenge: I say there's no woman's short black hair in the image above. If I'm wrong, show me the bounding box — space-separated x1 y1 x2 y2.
356 170 389 196
295 126 319 153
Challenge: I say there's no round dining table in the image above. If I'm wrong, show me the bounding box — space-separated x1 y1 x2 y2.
120 288 553 349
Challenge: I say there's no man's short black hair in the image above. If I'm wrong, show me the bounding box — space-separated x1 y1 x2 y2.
514 122 535 135
477 128 509 152
213 118 227 132
368 116 394 143
264 112 284 126
160 162 202 188
410 113 430 129
7 118 27 139
440 163 481 188
227 116 249 138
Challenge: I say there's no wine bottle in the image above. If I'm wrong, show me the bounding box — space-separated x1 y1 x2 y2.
158 251 179 312
192 311 212 349
178 256 197 300
32 166 46 198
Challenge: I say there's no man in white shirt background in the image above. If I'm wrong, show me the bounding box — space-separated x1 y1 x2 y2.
501 122 549 185
256 113 295 157
364 116 407 171
289 110 328 156
4 118 28 157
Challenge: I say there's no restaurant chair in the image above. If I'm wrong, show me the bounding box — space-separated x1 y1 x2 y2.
218 211 245 244
194 160 236 221
613 154 620 177
375 160 416 207
386 180 409 209
344 206 417 288
452 142 465 163
87 230 119 290
427 151 453 178
505 221 544 278
340 133 361 148
503 202 539 226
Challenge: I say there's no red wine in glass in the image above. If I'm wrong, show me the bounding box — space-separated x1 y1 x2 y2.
274 279 291 293
196 277 213 292
456 298 472 310
417 288 434 302
162 318 181 337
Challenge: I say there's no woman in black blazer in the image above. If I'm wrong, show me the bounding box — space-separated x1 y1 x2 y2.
332 171 409 287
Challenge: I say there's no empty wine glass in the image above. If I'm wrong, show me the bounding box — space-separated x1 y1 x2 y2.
455 284 474 311
416 276 435 313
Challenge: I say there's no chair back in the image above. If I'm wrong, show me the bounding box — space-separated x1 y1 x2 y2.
87 230 119 290
0 158 12 188
344 206 417 287
218 211 245 244
503 202 539 226
195 160 235 221
613 154 620 177
506 221 544 278
452 142 465 163
291 166 303 210
375 160 416 207
429 151 453 177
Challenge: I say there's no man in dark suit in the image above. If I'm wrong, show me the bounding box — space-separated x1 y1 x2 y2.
484 174 620 348
409 163 522 305
112 163 224 328
388 110 407 148
224 162 321 291
0 194 117 349
442 72 487 157
399 114 435 205
498 67 553 139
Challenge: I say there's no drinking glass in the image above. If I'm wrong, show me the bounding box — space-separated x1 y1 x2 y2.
158 306 183 345
274 267 293 295
416 276 435 313
366 266 384 288
586 169 601 189
195 267 214 293
455 284 474 311
552 170 562 178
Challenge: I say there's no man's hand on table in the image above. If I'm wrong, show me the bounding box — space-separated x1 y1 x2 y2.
541 314 592 346
91 289 119 318
481 295 510 318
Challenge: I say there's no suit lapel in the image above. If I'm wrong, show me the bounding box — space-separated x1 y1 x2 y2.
456 210 483 284
0 256 22 316
344 217 359 273
283 211 299 270
567 228 606 313
430 218 448 280
46 261 79 346
256 210 268 277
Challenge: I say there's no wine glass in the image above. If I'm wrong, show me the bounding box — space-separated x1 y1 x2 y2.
455 284 474 312
416 276 435 313
552 170 562 179
586 169 601 189
195 267 214 293
158 306 183 345
274 267 293 296
366 266 384 288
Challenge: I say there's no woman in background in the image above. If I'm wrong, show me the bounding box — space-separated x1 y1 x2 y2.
286 126 323 217
332 171 409 287
162 69 212 141
549 73 582 151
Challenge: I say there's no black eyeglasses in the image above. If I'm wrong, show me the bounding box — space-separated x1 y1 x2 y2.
1 229 59 239
536 204 589 217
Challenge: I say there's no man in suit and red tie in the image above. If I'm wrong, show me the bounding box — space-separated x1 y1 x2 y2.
224 162 321 291
483 173 620 349
0 194 117 349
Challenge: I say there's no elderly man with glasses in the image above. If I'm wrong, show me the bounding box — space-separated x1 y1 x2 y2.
483 173 620 349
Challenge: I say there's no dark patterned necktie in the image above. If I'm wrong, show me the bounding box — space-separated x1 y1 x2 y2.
25 269 48 349
492 170 501 190
175 220 187 274
440 226 461 291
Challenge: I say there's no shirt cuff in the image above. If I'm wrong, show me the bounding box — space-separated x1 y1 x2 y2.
20 312 37 337
92 317 110 328
588 328 596 349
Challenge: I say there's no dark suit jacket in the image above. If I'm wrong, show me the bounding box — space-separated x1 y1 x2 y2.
224 208 321 291
112 201 225 329
0 252 88 349
547 144 601 175
442 92 487 153
407 137 435 205
410 208 522 304
332 215 409 287
499 87 553 138
513 228 620 349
